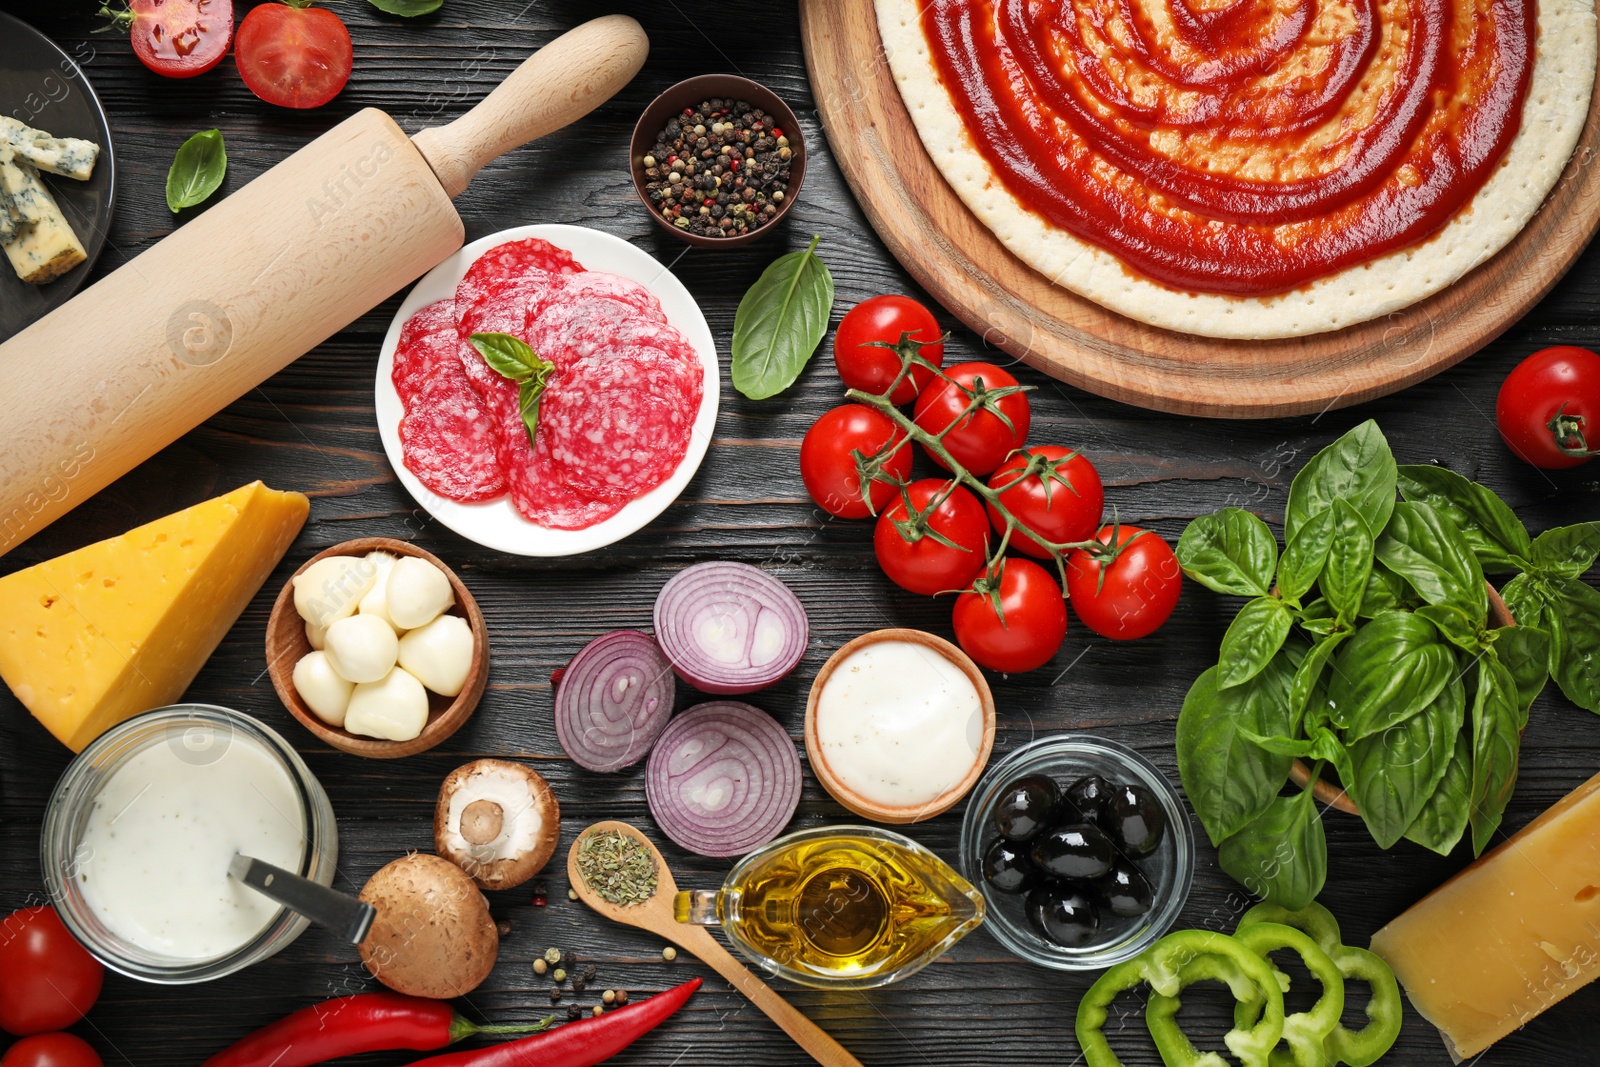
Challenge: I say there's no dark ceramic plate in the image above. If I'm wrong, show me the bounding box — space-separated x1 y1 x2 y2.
0 11 116 342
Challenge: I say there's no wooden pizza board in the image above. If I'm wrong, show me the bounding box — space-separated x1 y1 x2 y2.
798 0 1600 419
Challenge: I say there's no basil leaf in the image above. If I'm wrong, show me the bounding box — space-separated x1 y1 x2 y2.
1403 731 1472 856
1469 655 1522 855
1545 576 1600 713
470 332 543 381
1323 499 1374 622
1278 507 1334 602
1359 563 1418 619
1529 522 1600 578
1289 631 1349 722
1177 508 1278 597
731 235 834 400
1416 603 1482 652
1347 668 1465 848
1327 611 1455 740
1374 501 1487 619
166 128 226 213
367 0 443 14
1217 596 1293 689
1491 624 1551 715
1176 658 1296 845
1396 464 1532 572
1217 784 1326 910
1285 420 1396 542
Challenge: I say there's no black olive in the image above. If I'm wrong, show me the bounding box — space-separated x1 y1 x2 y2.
1100 782 1166 858
982 838 1038 894
1097 861 1153 918
1062 774 1113 824
991 774 1061 842
1025 884 1100 947
1028 823 1115 881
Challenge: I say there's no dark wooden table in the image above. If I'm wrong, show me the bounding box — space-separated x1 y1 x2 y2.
3 3 1598 1065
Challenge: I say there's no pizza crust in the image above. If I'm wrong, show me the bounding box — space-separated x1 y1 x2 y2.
876 0 1597 340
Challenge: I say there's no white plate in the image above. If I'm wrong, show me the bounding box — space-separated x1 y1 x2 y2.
375 224 720 557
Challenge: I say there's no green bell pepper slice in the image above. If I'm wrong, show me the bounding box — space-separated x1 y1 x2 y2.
1231 922 1345 1067
1145 949 1286 1067
1075 930 1285 1067
1237 902 1402 1067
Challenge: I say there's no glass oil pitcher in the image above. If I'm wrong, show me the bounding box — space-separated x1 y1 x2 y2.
674 825 985 989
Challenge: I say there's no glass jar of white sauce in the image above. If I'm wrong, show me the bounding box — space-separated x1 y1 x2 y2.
41 704 338 983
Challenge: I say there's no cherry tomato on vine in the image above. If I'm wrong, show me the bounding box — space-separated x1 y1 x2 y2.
800 404 912 519
913 362 1031 475
873 479 990 595
1065 526 1181 640
952 557 1068 673
1 1034 102 1067
986 446 1105 557
833 295 945 405
1496 346 1600 469
235 1 354 110
0 907 103 1036
103 0 233 78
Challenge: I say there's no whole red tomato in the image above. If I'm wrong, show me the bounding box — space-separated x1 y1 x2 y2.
913 362 1031 475
874 479 990 595
1065 526 1181 640
800 404 913 519
235 2 354 109
833 295 945 405
0 907 103 1036
1 1034 101 1067
1496 346 1600 469
107 0 233 78
986 447 1105 557
952 557 1068 673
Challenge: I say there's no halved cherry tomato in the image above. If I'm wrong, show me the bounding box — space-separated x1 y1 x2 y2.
0 907 103 1036
235 2 354 110
986 446 1104 557
1 1034 102 1067
833 295 945 405
800 404 913 519
912 362 1031 475
1065 526 1181 640
107 0 233 79
1496 346 1600 469
952 557 1068 673
874 479 990 595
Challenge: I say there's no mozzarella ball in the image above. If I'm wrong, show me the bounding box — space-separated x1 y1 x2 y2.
344 667 430 741
358 552 404 632
398 614 475 697
323 614 400 684
294 555 379 629
292 651 354 727
387 557 455 630
306 619 328 651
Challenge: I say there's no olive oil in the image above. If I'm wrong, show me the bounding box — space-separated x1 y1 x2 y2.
675 827 985 989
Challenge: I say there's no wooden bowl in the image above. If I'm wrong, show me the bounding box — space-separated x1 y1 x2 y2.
629 74 807 248
804 628 996 824
1289 583 1515 815
266 538 488 759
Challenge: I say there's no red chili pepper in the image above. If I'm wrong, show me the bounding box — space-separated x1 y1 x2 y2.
402 978 701 1067
200 993 554 1067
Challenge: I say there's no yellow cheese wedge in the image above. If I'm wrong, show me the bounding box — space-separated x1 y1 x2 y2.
1371 771 1600 1060
0 482 309 751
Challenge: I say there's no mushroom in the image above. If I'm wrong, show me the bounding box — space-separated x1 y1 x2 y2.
434 759 561 891
358 853 497 999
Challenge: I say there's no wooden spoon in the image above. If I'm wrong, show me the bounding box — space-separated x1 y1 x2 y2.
566 821 865 1067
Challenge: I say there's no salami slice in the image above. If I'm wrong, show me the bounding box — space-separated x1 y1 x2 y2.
463 237 582 288
391 299 460 401
393 300 507 503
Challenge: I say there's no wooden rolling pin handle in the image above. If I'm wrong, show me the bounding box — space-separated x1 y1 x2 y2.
412 14 649 199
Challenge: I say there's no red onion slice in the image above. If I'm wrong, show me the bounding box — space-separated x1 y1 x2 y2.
653 562 809 694
645 700 802 858
553 630 677 772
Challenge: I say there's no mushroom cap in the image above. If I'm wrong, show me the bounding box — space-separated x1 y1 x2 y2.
434 759 561 891
358 853 497 998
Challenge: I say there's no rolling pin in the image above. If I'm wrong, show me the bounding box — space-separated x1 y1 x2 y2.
0 15 648 556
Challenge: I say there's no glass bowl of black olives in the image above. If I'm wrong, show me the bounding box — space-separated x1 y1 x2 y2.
958 734 1194 969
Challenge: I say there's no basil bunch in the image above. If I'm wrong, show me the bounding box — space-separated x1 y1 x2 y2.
1172 420 1592 909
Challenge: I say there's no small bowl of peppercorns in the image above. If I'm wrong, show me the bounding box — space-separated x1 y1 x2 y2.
630 74 806 247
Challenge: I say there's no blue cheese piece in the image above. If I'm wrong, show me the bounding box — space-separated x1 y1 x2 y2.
1 117 99 181
0 145 18 244
2 160 86 284
0 146 47 227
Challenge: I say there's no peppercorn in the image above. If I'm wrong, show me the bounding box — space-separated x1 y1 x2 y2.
532 959 547 976
663 946 677 961
615 990 629 1005
602 989 617 1004
544 947 562 964
592 1006 604 1018
553 968 567 983
495 919 512 937
549 988 561 1003
565 1006 583 1022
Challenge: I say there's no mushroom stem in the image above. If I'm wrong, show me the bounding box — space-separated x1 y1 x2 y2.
461 799 505 845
